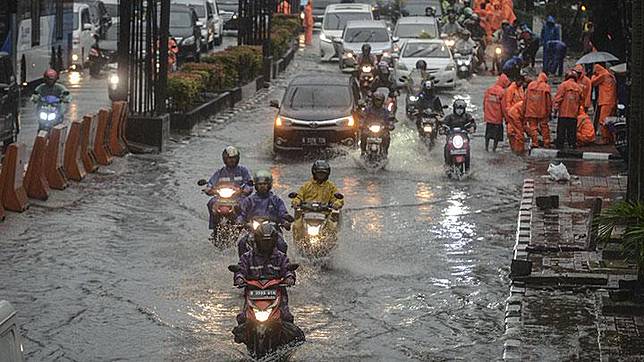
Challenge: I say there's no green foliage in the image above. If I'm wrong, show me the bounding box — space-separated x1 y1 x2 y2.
270 14 300 58
595 201 644 274
181 62 225 91
272 14 301 34
167 74 201 112
202 45 263 88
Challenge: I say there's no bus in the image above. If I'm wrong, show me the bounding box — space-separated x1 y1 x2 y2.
0 0 74 86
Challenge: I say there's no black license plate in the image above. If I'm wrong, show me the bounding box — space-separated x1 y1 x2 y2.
302 137 326 146
249 289 277 300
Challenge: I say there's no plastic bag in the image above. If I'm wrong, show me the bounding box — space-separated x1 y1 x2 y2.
548 162 571 182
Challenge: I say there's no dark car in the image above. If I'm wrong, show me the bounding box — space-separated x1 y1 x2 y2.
0 53 20 152
170 4 202 62
219 0 239 30
272 74 361 152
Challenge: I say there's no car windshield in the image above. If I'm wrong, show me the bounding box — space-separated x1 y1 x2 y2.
285 85 351 109
395 23 437 38
189 4 206 17
314 0 337 10
402 2 438 16
343 27 389 43
402 42 449 58
218 0 238 11
104 4 119 17
323 12 371 30
171 11 193 28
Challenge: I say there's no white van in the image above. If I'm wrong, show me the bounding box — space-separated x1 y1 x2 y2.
319 4 373 62
71 3 96 69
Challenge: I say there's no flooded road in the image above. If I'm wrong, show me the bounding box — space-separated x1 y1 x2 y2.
2 38 531 360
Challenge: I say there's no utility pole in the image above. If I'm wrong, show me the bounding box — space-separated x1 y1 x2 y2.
627 0 644 201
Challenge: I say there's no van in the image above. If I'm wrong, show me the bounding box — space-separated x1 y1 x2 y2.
71 3 96 68
0 301 25 361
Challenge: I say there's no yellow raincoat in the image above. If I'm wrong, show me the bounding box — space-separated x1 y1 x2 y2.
292 178 344 209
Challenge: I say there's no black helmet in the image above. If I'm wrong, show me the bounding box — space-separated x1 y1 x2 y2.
421 79 434 94
222 145 240 168
372 91 386 108
312 160 331 182
453 99 467 116
415 59 427 70
253 223 278 256
254 170 273 194
361 43 371 55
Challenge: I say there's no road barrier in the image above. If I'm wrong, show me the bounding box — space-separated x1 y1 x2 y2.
94 108 114 165
0 143 29 212
24 131 49 201
81 114 99 173
45 124 69 190
109 101 128 156
63 120 87 182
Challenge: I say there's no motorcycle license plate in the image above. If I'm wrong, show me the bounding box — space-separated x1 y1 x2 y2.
249 289 277 300
302 137 326 146
367 137 382 144
450 149 467 155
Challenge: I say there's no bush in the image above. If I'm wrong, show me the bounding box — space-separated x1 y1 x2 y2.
167 74 201 112
182 62 225 91
202 45 263 88
271 28 293 58
273 14 301 34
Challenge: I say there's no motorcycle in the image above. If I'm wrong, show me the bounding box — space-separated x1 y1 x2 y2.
88 45 110 78
197 179 245 244
605 103 628 162
228 263 305 358
237 216 294 257
440 123 474 180
411 107 441 148
361 115 394 169
36 95 66 132
491 43 504 75
288 192 344 258
454 50 474 79
358 64 376 96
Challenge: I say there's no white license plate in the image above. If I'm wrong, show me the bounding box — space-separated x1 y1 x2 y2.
302 137 326 146
450 149 467 155
249 289 277 300
367 137 382 144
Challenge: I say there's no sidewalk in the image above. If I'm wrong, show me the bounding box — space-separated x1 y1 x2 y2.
503 174 644 360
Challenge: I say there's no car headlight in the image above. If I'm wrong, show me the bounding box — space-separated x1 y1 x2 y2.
446 64 455 71
307 224 321 236
452 134 464 149
182 36 195 46
408 95 418 102
39 112 48 121
343 115 355 127
368 124 382 133
319 32 331 43
423 125 433 133
47 112 57 121
361 65 372 73
217 187 235 198
253 307 273 322
72 54 79 61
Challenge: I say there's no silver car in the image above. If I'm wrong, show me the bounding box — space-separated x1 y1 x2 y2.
319 3 373 62
392 16 439 53
335 20 398 72
394 39 457 88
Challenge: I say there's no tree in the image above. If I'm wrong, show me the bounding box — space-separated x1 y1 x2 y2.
628 0 644 202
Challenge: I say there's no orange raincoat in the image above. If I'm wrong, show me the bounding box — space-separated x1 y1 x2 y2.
507 100 526 154
502 0 516 25
304 1 314 45
573 64 592 109
553 78 583 119
524 72 552 147
591 64 617 143
577 107 595 145
502 81 524 119
484 74 511 125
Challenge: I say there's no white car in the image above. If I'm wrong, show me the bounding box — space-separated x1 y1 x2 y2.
337 20 398 72
392 16 439 52
71 3 96 69
319 3 373 62
395 39 456 88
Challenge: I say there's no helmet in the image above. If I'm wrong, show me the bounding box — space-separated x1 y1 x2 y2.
361 43 371 55
565 70 578 81
471 13 480 22
44 69 58 84
253 223 278 256
372 91 385 108
501 20 510 28
463 7 473 18
378 61 389 74
222 146 240 168
421 79 434 94
448 11 457 22
311 160 331 182
415 59 427 70
453 99 467 116
254 170 273 194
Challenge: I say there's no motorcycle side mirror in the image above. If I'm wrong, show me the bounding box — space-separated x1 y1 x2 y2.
398 76 408 83
197 179 208 186
228 264 241 273
334 192 344 200
288 192 298 199
401 9 409 16
287 263 300 271
284 214 295 223
269 100 280 108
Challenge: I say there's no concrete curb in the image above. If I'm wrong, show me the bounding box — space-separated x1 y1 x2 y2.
528 148 621 160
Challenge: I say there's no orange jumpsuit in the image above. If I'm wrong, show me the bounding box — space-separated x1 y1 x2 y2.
502 81 524 118
523 72 552 147
484 75 510 125
573 64 592 109
577 107 596 145
304 2 314 45
507 100 526 154
502 0 516 25
591 64 617 144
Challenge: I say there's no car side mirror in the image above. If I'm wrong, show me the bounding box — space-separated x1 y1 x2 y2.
287 263 299 271
196 21 204 27
197 179 208 186
334 192 344 200
83 23 93 31
270 100 280 108
288 192 298 199
228 264 240 273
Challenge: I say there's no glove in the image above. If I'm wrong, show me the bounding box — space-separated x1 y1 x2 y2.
31 94 39 103
332 200 343 210
234 277 246 287
284 276 295 287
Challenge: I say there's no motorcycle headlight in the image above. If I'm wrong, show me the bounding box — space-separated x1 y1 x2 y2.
445 39 455 47
457 59 464 65
452 134 464 149
253 307 273 322
47 112 57 121
72 54 79 61
368 124 382 133
408 95 418 102
109 74 120 86
232 14 238 19
382 51 390 58
495 47 502 55
463 59 471 65
344 115 355 127
39 112 48 121
182 36 195 46
362 65 372 73
346 52 354 59
307 224 321 236
252 220 261 230
423 125 433 133
300 12 305 20
217 187 235 198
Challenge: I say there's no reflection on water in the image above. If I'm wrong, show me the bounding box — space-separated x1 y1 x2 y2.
67 71 82 87
415 182 435 222
438 190 476 283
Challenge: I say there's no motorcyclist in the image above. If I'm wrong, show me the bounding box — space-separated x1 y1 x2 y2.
499 20 518 66
236 170 291 257
441 10 464 37
291 160 344 240
31 69 72 104
464 13 487 70
232 223 297 343
414 80 443 131
454 29 476 55
356 43 377 67
405 60 431 95
360 91 393 155
371 61 395 91
518 23 540 68
205 146 253 240
441 99 476 168
458 6 473 24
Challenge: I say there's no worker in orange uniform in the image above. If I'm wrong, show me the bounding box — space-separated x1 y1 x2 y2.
502 75 525 118
573 64 592 111
483 73 511 152
502 0 516 25
553 71 584 149
523 72 552 148
591 63 617 144
277 0 291 14
577 106 596 145
506 100 526 154
304 0 314 46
